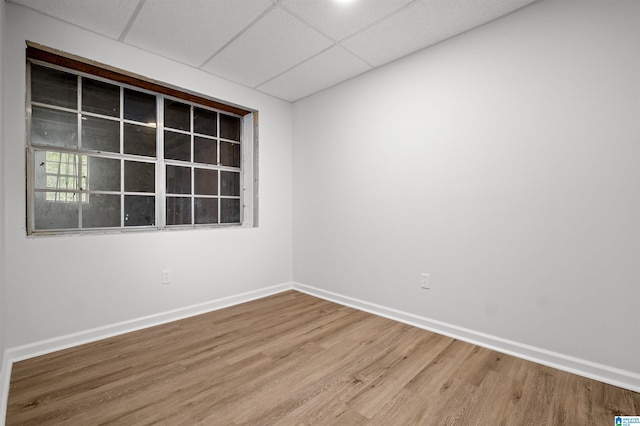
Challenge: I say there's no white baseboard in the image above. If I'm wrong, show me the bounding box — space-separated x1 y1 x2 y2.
0 282 293 424
2 280 638 425
293 282 640 394
6 283 293 363
0 351 11 426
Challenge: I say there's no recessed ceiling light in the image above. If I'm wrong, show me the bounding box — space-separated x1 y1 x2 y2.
333 0 357 4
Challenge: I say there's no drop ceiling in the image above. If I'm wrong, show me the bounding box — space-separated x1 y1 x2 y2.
8 0 537 102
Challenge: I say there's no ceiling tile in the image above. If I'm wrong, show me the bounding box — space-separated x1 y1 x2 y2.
279 0 413 42
11 0 538 102
9 0 139 39
258 46 372 101
201 7 333 88
124 0 273 67
342 0 536 67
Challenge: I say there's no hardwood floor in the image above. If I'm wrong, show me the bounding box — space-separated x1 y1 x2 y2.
6 290 640 425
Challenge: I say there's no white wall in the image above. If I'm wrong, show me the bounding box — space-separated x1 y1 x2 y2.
0 0 7 366
293 0 640 376
3 4 293 348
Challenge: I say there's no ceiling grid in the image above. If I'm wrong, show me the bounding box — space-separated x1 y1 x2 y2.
8 0 538 101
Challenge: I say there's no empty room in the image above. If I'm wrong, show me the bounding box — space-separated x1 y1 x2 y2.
0 0 639 424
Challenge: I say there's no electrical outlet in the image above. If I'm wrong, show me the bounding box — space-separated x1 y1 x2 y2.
421 273 430 290
162 269 172 284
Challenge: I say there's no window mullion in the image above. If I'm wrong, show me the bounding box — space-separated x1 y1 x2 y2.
191 168 195 226
158 95 165 230
76 74 83 229
76 154 83 229
120 86 125 229
217 112 221 224
191 105 195 226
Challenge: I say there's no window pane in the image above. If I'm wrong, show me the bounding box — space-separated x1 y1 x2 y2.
195 198 218 224
34 191 79 229
124 88 156 123
34 150 50 189
220 141 240 168
82 78 119 117
124 161 155 193
220 114 240 141
87 156 120 192
124 195 155 226
34 151 84 191
220 198 240 223
82 194 121 228
194 168 217 195
31 64 77 109
124 123 156 157
194 107 217 136
164 99 190 131
194 136 216 165
166 197 192 225
164 130 190 161
166 165 191 194
220 171 240 196
82 116 119 153
31 106 78 148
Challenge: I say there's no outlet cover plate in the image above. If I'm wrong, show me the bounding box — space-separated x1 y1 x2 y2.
421 273 430 290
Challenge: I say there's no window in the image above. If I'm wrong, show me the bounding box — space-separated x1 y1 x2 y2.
26 45 257 235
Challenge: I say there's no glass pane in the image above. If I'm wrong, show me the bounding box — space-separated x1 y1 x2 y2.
87 156 120 192
82 116 119 152
124 123 156 157
166 197 192 225
34 191 79 230
220 114 240 141
166 165 191 194
220 198 240 223
220 171 240 196
34 150 49 189
164 130 190 161
124 195 155 226
195 197 218 224
124 161 155 193
194 136 216 165
194 168 217 195
194 107 216 136
124 88 156 123
34 151 84 191
82 78 119 117
82 194 121 228
220 141 240 168
31 106 78 148
164 99 190 131
31 64 77 109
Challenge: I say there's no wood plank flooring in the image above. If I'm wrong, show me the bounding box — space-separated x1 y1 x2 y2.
6 291 640 425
